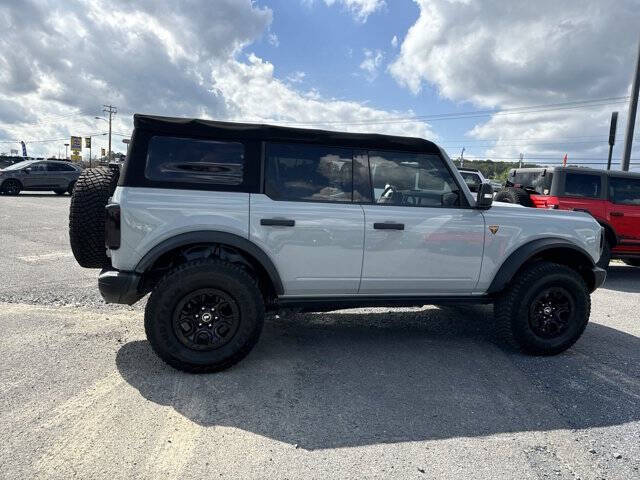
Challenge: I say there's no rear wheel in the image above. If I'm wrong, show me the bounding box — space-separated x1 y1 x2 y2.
495 261 590 355
145 259 265 373
494 187 532 207
623 258 640 267
1 179 21 196
67 180 76 195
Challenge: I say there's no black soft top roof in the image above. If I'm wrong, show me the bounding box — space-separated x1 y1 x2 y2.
510 166 640 179
133 114 441 154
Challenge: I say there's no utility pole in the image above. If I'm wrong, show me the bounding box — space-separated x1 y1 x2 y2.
607 112 618 170
519 152 524 168
460 147 465 168
64 143 69 160
102 105 117 161
622 36 640 171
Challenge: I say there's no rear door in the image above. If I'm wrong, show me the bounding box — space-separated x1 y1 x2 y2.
360 150 485 295
557 171 607 220
607 176 640 244
249 143 365 296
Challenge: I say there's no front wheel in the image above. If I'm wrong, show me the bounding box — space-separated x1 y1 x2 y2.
144 259 265 373
1 179 21 195
494 261 590 355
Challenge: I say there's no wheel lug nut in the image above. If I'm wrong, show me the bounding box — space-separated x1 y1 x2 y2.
198 323 202 327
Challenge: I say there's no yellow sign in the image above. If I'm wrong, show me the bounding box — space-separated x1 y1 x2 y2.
70 154 82 162
70 136 82 150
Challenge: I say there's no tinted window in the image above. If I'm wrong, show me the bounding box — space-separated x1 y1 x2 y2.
265 143 353 202
145 136 245 186
369 151 459 207
609 177 640 205
30 162 47 172
564 173 601 198
510 170 553 194
46 162 75 171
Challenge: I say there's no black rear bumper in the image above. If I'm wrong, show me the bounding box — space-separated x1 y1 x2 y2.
98 269 143 305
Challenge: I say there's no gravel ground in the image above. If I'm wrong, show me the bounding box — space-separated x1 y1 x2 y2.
1 193 639 479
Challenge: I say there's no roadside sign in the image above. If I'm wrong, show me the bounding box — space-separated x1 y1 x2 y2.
70 136 82 150
101 148 106 156
85 137 91 148
70 153 82 162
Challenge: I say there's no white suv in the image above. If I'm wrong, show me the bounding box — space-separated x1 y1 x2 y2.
69 114 606 373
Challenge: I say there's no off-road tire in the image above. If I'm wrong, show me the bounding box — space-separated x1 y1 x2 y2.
596 238 611 269
145 258 265 373
494 261 590 355
69 167 119 268
623 258 640 267
1 179 21 196
494 187 532 207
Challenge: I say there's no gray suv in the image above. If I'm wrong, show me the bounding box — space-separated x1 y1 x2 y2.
69 114 606 373
0 160 82 195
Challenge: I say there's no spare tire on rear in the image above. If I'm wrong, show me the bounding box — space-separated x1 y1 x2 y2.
494 187 532 207
69 167 119 268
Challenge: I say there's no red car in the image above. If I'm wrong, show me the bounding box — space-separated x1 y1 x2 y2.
495 166 640 268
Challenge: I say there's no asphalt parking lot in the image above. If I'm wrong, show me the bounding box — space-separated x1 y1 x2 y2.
1 193 639 480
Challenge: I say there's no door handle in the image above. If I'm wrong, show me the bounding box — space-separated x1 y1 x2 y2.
611 211 624 217
260 218 295 227
374 222 404 230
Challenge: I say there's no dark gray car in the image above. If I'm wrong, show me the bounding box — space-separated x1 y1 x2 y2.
0 160 82 195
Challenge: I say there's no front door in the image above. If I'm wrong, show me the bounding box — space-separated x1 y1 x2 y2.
360 150 485 295
22 162 50 189
607 175 640 244
250 143 365 296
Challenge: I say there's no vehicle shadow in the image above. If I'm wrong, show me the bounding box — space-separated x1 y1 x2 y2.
116 307 640 450
602 265 640 293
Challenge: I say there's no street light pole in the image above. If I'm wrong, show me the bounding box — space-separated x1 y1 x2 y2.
622 36 640 171
102 105 117 161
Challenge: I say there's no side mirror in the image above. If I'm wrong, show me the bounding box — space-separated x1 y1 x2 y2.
476 182 493 209
23 167 32 174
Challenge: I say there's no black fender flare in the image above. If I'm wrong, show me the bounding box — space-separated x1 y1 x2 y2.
135 231 284 295
487 238 596 294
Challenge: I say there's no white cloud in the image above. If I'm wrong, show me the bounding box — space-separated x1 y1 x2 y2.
268 33 280 47
0 0 433 157
306 0 386 22
359 49 384 82
286 71 307 84
389 0 640 163
391 35 398 48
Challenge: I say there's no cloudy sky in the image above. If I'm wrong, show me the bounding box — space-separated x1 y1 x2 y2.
0 0 639 169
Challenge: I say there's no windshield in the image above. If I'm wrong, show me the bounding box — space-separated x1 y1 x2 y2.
2 160 35 171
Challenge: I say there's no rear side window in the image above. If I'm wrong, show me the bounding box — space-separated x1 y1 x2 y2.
510 170 553 194
609 177 640 205
265 143 353 202
145 136 245 186
564 173 601 198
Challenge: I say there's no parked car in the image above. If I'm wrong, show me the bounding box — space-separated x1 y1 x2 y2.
457 168 486 193
0 160 82 195
68 114 605 373
495 167 640 268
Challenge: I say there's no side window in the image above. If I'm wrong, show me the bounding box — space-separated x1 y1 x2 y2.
564 173 601 198
368 151 460 207
57 163 77 172
265 143 353 203
30 162 46 172
145 136 245 186
609 177 640 205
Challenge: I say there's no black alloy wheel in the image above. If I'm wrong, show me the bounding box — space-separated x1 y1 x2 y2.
528 287 575 339
173 288 241 351
1 179 21 195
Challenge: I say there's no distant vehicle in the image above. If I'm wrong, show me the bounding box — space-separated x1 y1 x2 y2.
0 160 82 195
457 168 486 193
488 179 503 191
495 166 640 269
0 156 26 170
